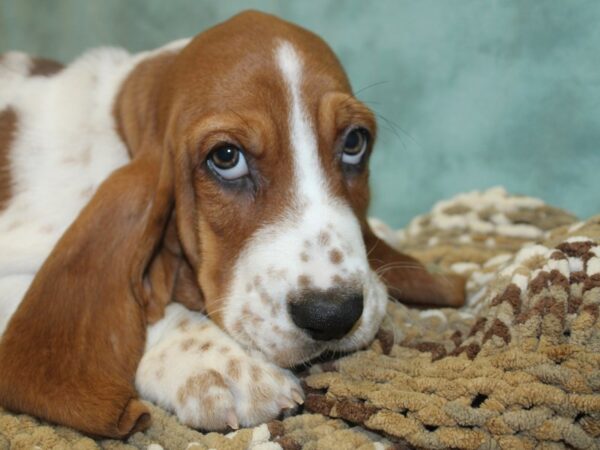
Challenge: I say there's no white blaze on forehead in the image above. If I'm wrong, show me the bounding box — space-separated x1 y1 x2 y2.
275 41 327 204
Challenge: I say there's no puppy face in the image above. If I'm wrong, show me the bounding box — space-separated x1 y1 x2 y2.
165 12 387 366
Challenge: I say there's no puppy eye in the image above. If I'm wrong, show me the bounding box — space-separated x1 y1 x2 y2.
207 144 249 180
342 128 369 165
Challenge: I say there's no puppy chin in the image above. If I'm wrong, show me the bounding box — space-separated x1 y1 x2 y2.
267 346 324 368
327 323 381 354
265 322 383 367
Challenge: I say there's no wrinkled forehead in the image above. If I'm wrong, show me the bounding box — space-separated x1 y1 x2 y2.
167 14 353 122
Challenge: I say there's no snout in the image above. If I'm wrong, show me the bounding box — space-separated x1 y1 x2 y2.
289 289 364 341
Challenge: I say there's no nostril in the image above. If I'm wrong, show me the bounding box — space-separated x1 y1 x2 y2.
289 290 363 341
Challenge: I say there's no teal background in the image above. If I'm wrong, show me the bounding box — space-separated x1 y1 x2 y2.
1 0 598 227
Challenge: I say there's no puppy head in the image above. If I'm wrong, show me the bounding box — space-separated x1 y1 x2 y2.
158 11 388 366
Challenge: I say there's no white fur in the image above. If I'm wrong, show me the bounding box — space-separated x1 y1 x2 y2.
0 49 132 325
0 40 191 327
0 38 386 430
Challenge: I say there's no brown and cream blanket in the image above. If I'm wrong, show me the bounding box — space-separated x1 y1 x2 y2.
1 187 599 449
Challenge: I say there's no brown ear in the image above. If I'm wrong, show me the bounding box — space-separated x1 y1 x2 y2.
144 214 204 324
364 228 465 308
0 152 173 438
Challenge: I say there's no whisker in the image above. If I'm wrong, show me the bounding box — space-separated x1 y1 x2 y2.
375 261 425 271
366 238 381 258
374 113 403 142
376 112 416 144
353 80 390 96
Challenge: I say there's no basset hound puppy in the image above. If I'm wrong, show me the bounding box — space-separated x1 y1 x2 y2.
0 11 464 438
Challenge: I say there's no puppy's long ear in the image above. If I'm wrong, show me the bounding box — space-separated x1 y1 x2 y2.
0 145 173 436
364 227 465 308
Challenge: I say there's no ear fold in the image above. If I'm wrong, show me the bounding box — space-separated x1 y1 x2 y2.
0 153 172 438
144 215 204 324
364 228 465 308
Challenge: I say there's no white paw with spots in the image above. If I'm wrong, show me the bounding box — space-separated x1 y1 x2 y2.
136 304 303 431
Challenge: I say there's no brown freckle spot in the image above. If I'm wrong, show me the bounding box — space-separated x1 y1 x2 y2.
198 322 210 331
298 275 311 288
178 318 190 331
256 314 264 323
332 275 343 285
227 358 242 381
246 282 253 293
318 231 331 246
251 364 263 381
219 346 230 354
329 248 344 264
200 341 212 352
180 338 197 351
0 108 17 212
270 304 281 316
203 395 217 412
300 252 309 262
303 240 311 248
176 370 226 406
233 321 243 335
260 291 270 305
253 275 262 287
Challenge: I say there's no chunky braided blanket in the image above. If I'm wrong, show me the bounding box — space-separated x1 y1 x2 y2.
1 187 598 449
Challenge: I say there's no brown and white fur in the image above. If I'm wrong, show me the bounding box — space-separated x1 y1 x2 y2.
0 11 464 438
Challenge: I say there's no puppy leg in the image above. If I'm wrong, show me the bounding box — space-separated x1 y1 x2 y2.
136 303 303 431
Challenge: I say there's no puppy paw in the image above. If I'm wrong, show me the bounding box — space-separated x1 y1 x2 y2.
137 314 303 430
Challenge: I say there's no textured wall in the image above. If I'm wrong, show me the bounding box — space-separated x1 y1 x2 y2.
1 0 598 226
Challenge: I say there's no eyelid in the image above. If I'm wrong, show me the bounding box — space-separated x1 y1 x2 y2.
196 126 265 159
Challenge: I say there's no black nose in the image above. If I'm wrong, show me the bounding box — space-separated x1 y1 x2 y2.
289 289 364 341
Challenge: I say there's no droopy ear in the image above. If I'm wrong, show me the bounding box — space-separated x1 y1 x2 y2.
363 227 465 308
0 151 173 438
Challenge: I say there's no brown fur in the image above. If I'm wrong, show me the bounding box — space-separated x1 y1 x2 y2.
29 57 63 76
0 10 464 438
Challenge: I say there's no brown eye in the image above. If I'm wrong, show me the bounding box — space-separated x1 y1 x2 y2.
342 128 369 164
207 145 249 180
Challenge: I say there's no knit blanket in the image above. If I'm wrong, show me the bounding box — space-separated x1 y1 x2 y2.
1 187 598 449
